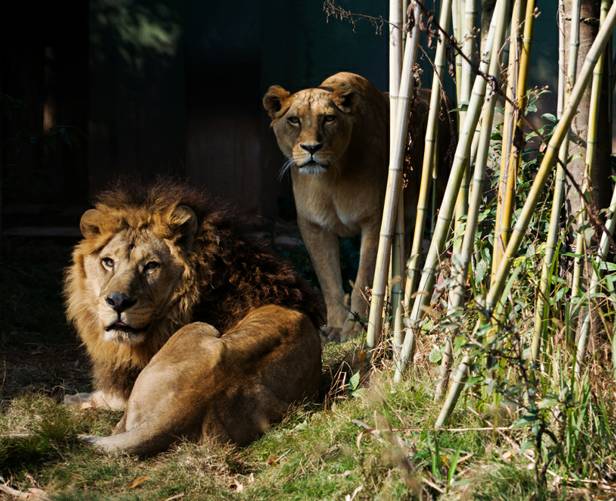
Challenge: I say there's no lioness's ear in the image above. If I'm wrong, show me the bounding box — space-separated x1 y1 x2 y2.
169 205 198 249
332 89 354 113
80 209 104 238
263 85 291 119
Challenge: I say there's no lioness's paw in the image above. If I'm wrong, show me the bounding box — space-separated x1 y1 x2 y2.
340 317 364 341
319 325 343 344
320 320 363 343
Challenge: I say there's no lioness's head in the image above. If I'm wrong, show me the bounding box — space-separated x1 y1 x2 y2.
263 82 357 176
71 204 197 346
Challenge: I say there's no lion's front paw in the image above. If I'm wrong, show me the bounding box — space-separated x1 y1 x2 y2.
78 433 99 445
64 392 96 410
64 391 126 411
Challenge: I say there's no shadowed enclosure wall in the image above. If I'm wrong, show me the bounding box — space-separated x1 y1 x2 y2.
1 0 570 229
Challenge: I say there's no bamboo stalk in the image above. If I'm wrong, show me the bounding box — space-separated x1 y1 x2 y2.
366 2 422 349
393 0 508 382
462 0 475 109
557 0 566 118
570 0 610 307
452 0 463 109
575 183 616 376
500 0 536 241
405 0 453 305
392 198 406 356
390 0 405 358
531 0 581 360
453 0 476 253
491 0 525 282
436 2 616 424
435 15 507 399
452 0 466 247
435 353 472 427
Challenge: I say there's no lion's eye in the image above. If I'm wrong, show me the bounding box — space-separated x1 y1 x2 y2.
101 257 114 269
324 115 336 123
287 116 300 126
144 261 160 272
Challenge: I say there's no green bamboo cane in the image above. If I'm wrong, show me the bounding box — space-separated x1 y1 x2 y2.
434 48 503 400
452 0 476 253
436 2 616 426
532 0 581 360
452 0 463 111
405 0 453 306
462 0 476 108
390 0 405 358
492 0 525 282
392 198 406 356
393 0 508 382
366 2 421 349
575 183 616 376
557 0 566 119
499 0 536 247
570 0 610 307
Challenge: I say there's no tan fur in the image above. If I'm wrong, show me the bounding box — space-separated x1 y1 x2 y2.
81 306 321 455
65 181 322 452
264 72 452 340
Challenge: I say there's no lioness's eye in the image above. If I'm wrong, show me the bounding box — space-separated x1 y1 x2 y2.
287 116 300 126
144 261 160 272
101 257 114 269
324 115 336 123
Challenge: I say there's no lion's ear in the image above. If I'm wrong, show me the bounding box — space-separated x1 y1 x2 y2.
80 209 104 238
169 205 198 249
332 88 354 113
263 85 291 119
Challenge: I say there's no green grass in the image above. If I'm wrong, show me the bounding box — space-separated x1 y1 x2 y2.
1 368 542 500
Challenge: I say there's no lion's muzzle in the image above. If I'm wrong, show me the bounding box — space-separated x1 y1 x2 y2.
105 292 136 312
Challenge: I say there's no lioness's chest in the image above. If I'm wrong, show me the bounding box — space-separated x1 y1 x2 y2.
292 173 384 236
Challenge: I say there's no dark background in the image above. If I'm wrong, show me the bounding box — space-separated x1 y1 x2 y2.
0 0 391 234
1 0 568 235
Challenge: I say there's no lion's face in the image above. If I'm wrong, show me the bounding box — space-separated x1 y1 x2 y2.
75 205 197 346
263 86 354 175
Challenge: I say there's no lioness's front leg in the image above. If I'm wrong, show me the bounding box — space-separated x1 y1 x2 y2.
297 217 347 333
341 224 379 340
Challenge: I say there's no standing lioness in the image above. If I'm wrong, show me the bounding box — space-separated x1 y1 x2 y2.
264 72 450 340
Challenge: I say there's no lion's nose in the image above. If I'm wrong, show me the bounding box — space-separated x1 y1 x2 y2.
105 292 136 313
300 143 323 154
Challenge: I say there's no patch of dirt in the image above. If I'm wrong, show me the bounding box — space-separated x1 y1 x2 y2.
1 340 91 405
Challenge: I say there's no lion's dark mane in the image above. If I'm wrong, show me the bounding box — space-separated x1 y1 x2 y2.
95 179 323 333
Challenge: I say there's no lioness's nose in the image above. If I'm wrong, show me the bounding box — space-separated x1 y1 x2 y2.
300 143 323 154
105 292 136 312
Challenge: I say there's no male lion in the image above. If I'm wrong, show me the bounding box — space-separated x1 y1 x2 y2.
64 181 322 454
263 72 451 340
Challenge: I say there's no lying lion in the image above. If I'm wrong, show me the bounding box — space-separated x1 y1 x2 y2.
64 181 322 455
264 72 452 340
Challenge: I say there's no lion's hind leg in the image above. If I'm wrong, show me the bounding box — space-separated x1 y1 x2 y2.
82 322 222 456
201 305 322 445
